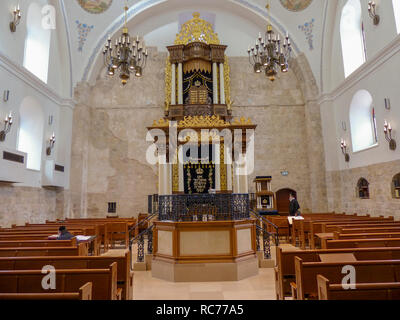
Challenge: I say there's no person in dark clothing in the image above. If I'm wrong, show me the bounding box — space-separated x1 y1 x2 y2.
289 193 301 217
57 226 75 240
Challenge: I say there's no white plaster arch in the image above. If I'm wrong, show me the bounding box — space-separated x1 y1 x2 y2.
17 96 45 171
349 89 375 153
82 0 302 85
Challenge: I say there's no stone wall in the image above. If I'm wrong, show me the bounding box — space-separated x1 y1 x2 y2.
326 159 400 218
69 48 328 217
0 184 64 227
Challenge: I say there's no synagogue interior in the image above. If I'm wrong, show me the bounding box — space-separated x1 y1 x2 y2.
1 0 400 301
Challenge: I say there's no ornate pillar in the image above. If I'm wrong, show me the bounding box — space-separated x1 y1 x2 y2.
213 62 219 104
178 62 183 105
219 62 225 105
171 63 176 105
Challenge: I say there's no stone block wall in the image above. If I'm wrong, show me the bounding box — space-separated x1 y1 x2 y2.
68 48 328 217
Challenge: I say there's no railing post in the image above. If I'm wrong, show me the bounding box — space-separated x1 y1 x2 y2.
147 229 153 254
263 229 271 260
256 226 261 251
137 234 145 263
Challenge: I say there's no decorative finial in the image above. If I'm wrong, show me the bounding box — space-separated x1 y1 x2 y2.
193 12 200 18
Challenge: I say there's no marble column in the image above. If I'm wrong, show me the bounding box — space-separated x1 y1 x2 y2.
178 63 183 105
213 62 219 104
219 63 225 105
171 63 176 105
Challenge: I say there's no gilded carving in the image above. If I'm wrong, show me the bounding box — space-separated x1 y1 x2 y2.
220 142 227 191
174 12 220 45
179 115 230 128
165 57 172 111
224 56 233 110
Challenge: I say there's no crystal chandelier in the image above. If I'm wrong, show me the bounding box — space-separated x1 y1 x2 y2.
103 2 148 86
248 1 292 81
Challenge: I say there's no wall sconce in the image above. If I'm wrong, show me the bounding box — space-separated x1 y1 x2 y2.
3 90 10 102
340 139 350 162
368 1 380 25
46 133 56 156
9 4 21 33
384 98 391 110
0 112 13 142
384 120 396 150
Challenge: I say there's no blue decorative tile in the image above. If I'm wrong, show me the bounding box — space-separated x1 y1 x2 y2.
76 20 94 52
298 18 315 51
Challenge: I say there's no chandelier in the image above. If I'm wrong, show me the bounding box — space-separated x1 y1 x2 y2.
248 1 292 81
103 2 148 86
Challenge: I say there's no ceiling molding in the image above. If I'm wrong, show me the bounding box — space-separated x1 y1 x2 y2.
0 51 75 109
59 0 74 98
318 34 400 105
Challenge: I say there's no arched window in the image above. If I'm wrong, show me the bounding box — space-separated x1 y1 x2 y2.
357 178 370 199
23 2 51 83
340 0 366 77
17 97 44 170
349 90 377 152
393 0 400 34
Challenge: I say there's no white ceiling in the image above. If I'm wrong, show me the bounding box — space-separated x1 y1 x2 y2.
62 0 330 90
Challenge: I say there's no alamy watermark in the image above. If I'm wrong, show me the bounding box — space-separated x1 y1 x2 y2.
146 122 255 176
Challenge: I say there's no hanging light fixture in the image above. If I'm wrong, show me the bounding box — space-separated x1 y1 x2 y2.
248 0 292 81
103 1 148 86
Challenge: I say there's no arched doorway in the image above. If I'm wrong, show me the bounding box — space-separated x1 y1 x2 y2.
276 188 297 216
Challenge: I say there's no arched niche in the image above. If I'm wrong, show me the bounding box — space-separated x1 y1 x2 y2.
392 173 400 199
357 178 370 199
17 96 45 171
23 1 51 83
276 188 297 216
340 0 366 78
349 89 376 152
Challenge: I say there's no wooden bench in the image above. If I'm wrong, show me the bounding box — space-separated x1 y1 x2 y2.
333 231 400 241
105 222 129 250
317 275 400 300
309 218 396 249
0 243 87 257
275 246 400 300
294 258 400 300
0 239 77 248
0 282 92 300
0 262 119 300
0 250 133 300
326 238 400 249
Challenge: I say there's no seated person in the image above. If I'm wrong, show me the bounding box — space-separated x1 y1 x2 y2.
57 226 75 240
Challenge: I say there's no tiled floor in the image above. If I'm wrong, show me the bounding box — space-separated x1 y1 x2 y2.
133 268 277 300
105 241 298 300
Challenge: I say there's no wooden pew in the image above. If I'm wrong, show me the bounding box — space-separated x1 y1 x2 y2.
297 217 373 249
294 258 400 300
23 223 101 255
309 218 396 249
104 222 129 250
0 250 133 300
334 231 400 241
0 243 87 257
317 275 400 300
0 282 93 300
275 246 400 300
325 238 400 249
0 263 119 300
0 239 77 248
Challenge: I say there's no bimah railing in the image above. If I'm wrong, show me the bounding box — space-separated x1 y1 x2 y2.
158 193 250 222
250 209 279 260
